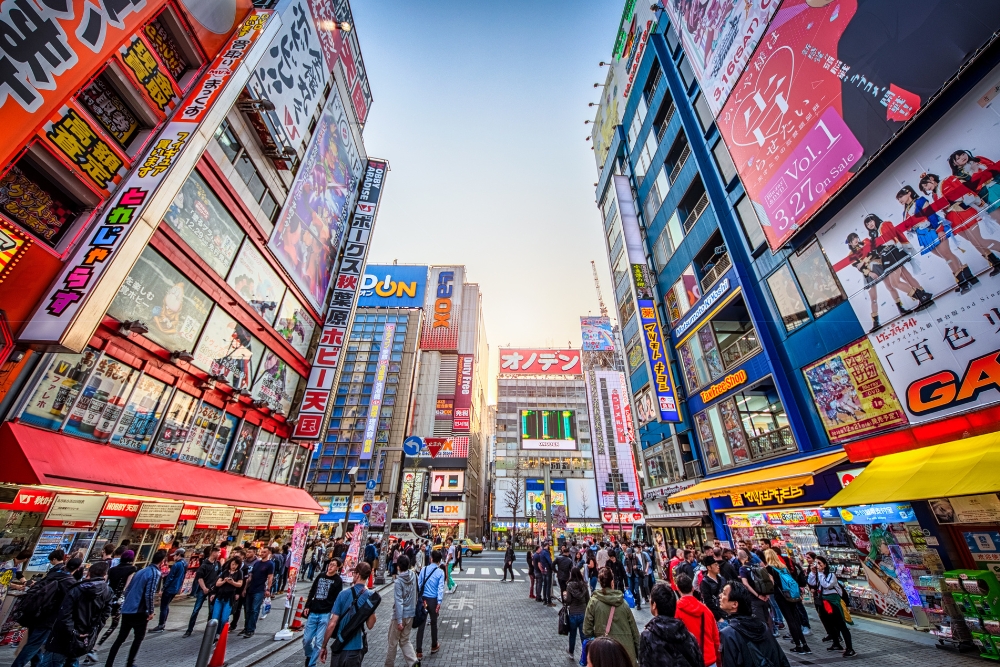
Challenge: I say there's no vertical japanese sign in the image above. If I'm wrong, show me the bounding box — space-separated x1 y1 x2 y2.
284 520 309 606
360 323 394 460
293 158 387 440
307 0 373 124
586 370 642 516
453 354 473 432
20 11 278 348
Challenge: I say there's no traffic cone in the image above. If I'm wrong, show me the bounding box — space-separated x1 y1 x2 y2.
290 597 305 631
367 570 374 589
209 621 229 667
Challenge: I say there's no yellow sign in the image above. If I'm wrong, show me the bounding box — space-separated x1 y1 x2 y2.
700 369 748 403
731 485 806 507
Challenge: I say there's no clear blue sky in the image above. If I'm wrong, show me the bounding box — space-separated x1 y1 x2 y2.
353 0 625 399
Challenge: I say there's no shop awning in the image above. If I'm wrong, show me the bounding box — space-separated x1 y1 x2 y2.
824 432 1000 508
644 517 704 528
668 451 848 504
0 422 322 513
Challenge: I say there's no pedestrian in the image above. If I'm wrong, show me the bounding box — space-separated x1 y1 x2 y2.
638 546 653 603
699 556 727 622
270 546 285 596
584 567 641 665
639 581 703 667
606 550 627 594
674 574 720 667
737 549 773 633
230 546 250 630
587 636 636 667
240 546 274 638
184 546 220 637
12 550 76 667
526 547 536 599
563 567 589 659
39 561 113 667
414 550 445 659
303 558 343 667
597 542 609 570
784 554 812 637
364 538 379 573
150 548 186 633
414 543 425 571
764 549 810 654
807 556 855 657
586 548 599 591
501 541 515 582
668 548 684 592
209 555 244 640
719 550 739 584
444 538 457 593
804 553 836 643
319 562 378 667
454 540 463 573
718 582 791 667
624 548 642 611
384 554 418 667
104 549 166 667
88 550 137 662
538 544 554 605
555 546 573 598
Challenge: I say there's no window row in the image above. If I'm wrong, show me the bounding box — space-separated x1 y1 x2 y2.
766 241 847 333
214 121 280 221
677 296 760 394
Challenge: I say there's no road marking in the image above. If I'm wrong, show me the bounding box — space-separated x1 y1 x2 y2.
520 568 530 574
495 568 504 576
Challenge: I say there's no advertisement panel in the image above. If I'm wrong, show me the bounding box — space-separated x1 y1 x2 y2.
274 290 316 358
637 300 681 421
520 410 577 450
430 470 465 494
398 470 425 518
163 172 245 278
43 494 107 528
306 0 373 124
499 349 581 375
251 349 302 414
581 316 615 351
401 435 469 459
803 339 908 444
717 0 1000 252
196 506 236 530
227 243 285 325
662 0 779 116
428 501 464 519
133 502 183 530
357 265 427 308
360 323 394 460
587 370 643 516
814 62 1000 425
268 84 363 310
193 307 264 392
453 354 474 432
420 266 464 350
592 64 623 170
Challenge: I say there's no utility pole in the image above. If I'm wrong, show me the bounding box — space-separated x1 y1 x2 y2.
544 463 553 550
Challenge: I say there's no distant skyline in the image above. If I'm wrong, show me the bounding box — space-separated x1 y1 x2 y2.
353 0 625 401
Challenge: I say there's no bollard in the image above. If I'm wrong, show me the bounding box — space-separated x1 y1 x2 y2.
194 619 218 667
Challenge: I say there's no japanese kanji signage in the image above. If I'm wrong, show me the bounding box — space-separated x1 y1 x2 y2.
498 348 581 375
292 158 387 440
637 299 681 422
20 10 278 350
728 485 805 507
814 61 1000 426
360 323 394 460
453 354 473 432
586 369 643 516
41 103 127 194
717 0 1000 251
307 0 372 125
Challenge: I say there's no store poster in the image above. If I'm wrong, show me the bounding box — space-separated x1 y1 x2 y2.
63 357 140 442
151 392 199 460
814 62 1000 424
285 521 309 605
251 349 302 414
662 0 779 116
193 307 264 392
107 247 212 354
343 522 364 578
109 375 169 452
717 0 1000 251
930 495 1000 524
803 339 909 444
274 290 317 358
843 523 914 619
964 532 1000 578
162 172 245 277
227 422 259 474
226 242 285 325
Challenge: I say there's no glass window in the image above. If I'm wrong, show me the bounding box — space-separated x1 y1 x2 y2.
718 398 751 464
678 334 709 392
246 431 279 480
627 96 648 148
712 139 738 184
678 58 695 90
20 349 101 431
733 379 794 460
78 73 143 148
289 445 311 486
706 406 732 467
110 374 169 452
226 242 285 325
693 94 714 134
694 411 723 472
666 210 684 252
789 242 846 319
665 24 681 53
0 161 84 248
270 442 296 484
162 173 245 277
144 16 190 81
208 413 239 470
697 324 724 382
150 392 199 459
666 266 701 324
214 121 241 163
766 265 810 333
227 421 258 474
177 402 225 466
63 356 141 441
735 196 766 250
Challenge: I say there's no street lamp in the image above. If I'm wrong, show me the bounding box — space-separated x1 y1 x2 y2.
340 465 360 539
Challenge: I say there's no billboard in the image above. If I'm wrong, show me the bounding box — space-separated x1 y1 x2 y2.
357 265 427 307
430 470 465 494
499 349 581 375
803 339 908 444
453 354 474 432
268 84 363 310
360 324 394 460
813 61 1000 426
307 0 373 124
717 0 1000 252
661 0 779 116
420 266 464 350
193 307 264 392
520 410 577 450
402 435 470 459
581 316 615 351
587 370 643 515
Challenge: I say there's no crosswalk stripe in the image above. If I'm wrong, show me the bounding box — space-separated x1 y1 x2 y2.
495 568 504 576
520 568 530 574
466 568 474 575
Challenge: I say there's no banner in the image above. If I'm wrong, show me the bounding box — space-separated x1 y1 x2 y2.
499 349 581 375
717 0 1000 251
581 316 615 351
803 339 908 444
814 62 1000 425
453 354 473 432
360 324 394 459
587 370 643 516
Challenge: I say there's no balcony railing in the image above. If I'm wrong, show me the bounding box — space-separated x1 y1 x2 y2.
747 426 796 460
720 329 761 368
683 459 703 481
682 192 709 233
656 105 676 143
699 251 732 293
669 145 690 183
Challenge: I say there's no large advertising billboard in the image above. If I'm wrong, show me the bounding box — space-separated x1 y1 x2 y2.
814 62 1000 426
357 265 427 308
420 266 464 350
581 316 615 351
453 354 474 432
520 410 577 450
717 0 1000 252
661 0 779 116
499 349 582 375
587 370 643 518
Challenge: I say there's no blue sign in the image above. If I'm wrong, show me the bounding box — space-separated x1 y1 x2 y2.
357 265 427 308
964 532 1000 555
366 479 377 490
637 299 681 422
838 503 915 525
403 436 422 457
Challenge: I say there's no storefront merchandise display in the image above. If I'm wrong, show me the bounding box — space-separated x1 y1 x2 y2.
939 569 1000 658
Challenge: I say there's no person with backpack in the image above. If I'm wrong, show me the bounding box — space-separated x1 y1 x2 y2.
150 548 186 633
764 550 810 655
104 549 166 667
675 574 720 667
699 557 727 623
639 581 703 667
303 558 343 667
11 550 76 667
319 562 378 667
183 546 220 638
384 554 418 667
807 556 855 658
39 560 113 667
563 568 590 659
584 567 641 665
737 549 774 633
555 546 574 599
718 582 791 667
86 550 138 663
414 550 445 659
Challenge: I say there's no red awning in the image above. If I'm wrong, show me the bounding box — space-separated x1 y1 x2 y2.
0 422 322 513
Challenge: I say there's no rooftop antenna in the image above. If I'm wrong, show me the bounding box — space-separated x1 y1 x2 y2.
591 260 608 318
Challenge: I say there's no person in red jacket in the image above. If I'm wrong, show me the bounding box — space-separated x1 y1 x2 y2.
668 548 684 592
674 573 720 667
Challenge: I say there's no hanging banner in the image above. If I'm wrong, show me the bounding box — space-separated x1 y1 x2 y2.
360 323 394 460
43 494 107 528
196 506 236 530
453 354 474 432
133 502 184 530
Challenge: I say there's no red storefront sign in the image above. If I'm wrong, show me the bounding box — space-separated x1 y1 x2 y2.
100 497 141 518
0 488 55 512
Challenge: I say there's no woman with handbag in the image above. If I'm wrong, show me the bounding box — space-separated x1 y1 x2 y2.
564 567 590 659
807 556 855 658
583 568 640 665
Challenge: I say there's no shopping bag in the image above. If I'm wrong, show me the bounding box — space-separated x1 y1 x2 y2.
261 597 271 619
558 605 570 635
623 589 636 609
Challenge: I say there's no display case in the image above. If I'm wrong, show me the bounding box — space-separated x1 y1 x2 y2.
938 569 1000 658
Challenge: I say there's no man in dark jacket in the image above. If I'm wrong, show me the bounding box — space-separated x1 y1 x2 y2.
501 541 516 582
606 551 627 595
699 557 727 621
555 547 574 599
41 561 113 667
150 548 186 632
184 546 220 637
11 551 77 667
640 582 703 667
538 544 554 606
719 582 791 667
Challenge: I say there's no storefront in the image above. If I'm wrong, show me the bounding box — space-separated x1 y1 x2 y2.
429 501 466 540
642 480 714 557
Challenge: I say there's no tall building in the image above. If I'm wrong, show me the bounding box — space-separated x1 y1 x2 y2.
594 0 1000 629
0 1 381 568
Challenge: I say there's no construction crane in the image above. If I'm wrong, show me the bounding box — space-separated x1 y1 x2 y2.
591 260 608 318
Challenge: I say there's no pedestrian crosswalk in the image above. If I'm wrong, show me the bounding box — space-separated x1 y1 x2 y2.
450 565 532 579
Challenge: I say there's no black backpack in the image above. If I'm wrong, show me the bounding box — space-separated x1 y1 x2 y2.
13 573 66 628
748 564 775 596
329 587 381 654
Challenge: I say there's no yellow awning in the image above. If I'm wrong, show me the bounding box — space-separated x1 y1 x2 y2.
668 451 848 504
824 432 1000 508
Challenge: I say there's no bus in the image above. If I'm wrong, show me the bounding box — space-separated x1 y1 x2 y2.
388 519 431 543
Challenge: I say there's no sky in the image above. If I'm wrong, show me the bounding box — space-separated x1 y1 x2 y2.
352 0 626 401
